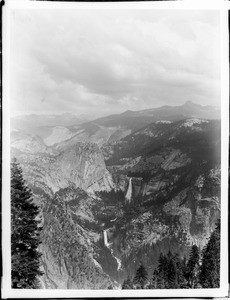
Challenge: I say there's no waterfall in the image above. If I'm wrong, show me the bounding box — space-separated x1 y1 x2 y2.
111 249 122 270
103 229 122 271
103 229 111 248
125 177 132 202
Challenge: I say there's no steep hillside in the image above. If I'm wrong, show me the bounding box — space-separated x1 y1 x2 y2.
10 116 221 288
104 119 220 166
40 187 113 289
99 118 221 278
87 101 220 131
11 102 220 149
53 123 131 150
11 141 114 196
11 139 118 288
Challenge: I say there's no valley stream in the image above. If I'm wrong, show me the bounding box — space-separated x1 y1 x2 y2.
103 229 122 271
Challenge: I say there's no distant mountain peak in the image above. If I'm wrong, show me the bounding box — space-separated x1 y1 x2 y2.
183 101 200 107
121 110 135 116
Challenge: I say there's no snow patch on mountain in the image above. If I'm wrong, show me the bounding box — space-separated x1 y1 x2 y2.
182 118 209 128
155 120 172 124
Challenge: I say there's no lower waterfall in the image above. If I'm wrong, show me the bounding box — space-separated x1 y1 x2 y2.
111 249 122 270
125 177 132 202
103 229 122 271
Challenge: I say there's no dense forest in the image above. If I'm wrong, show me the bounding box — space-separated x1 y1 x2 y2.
122 220 220 289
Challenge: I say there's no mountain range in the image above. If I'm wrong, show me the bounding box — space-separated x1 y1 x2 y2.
11 101 221 289
11 101 220 148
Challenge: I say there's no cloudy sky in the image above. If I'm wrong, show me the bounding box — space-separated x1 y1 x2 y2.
10 8 220 117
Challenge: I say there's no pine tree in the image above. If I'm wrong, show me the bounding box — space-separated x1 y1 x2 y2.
157 253 167 288
11 158 43 288
174 253 188 289
122 276 133 289
199 220 220 288
165 251 177 289
156 251 188 289
150 268 158 289
185 245 200 288
133 264 148 289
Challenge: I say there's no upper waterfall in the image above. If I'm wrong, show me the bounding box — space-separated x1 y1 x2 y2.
103 229 111 248
125 177 132 202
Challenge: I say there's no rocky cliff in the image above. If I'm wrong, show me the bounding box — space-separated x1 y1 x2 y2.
39 187 113 289
11 137 118 288
12 141 114 196
99 119 221 278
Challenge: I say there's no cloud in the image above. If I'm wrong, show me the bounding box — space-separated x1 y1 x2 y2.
10 9 220 117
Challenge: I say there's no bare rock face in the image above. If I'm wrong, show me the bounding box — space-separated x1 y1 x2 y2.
13 141 114 196
44 142 114 193
163 169 220 249
11 131 54 155
11 137 116 288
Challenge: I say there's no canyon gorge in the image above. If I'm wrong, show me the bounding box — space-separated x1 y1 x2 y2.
11 102 221 289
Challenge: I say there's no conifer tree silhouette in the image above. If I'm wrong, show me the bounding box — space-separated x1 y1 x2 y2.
11 158 43 288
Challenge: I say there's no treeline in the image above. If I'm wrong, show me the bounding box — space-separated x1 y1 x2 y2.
122 220 220 289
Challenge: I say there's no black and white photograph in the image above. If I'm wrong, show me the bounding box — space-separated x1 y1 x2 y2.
2 0 229 298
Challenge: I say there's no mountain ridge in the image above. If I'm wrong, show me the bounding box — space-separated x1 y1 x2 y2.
10 113 221 289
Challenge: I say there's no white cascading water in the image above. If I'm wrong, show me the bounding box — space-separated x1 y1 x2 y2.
103 229 111 248
125 177 132 202
103 229 122 271
111 250 122 270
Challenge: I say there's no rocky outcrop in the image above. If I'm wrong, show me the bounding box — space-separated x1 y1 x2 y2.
103 166 220 278
44 142 114 193
39 187 112 289
13 142 114 196
102 119 221 279
11 131 54 155
163 170 220 249
11 137 117 288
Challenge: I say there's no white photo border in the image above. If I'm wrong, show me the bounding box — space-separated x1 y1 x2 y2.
2 0 229 298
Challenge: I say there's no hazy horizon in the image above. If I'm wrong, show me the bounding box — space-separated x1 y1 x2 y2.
10 9 220 118
11 100 220 119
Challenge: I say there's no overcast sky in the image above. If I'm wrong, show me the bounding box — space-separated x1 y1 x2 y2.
10 9 220 117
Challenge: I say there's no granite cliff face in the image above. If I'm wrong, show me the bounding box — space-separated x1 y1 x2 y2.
11 137 117 288
40 187 113 289
12 141 114 196
11 116 221 288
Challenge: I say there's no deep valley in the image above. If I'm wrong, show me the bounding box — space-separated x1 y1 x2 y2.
11 102 221 289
